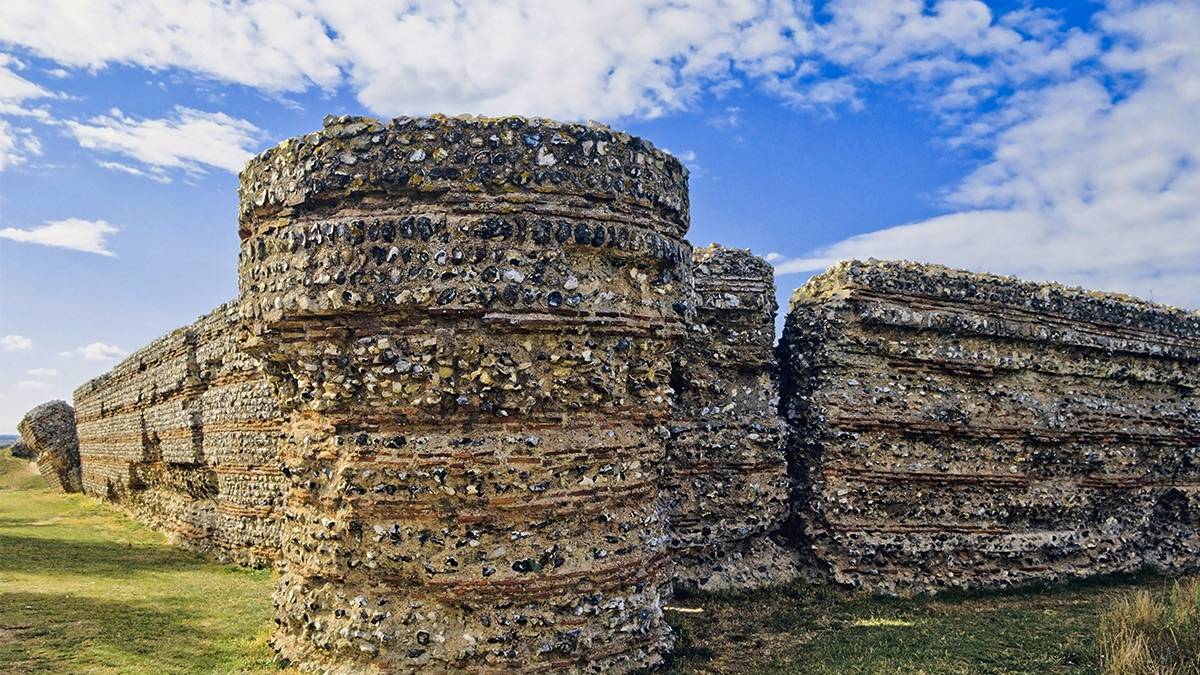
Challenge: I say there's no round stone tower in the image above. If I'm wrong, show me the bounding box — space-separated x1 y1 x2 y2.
237 115 691 672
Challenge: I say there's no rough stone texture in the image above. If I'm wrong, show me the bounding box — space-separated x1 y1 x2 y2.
666 245 794 591
238 114 691 673
9 439 35 459
779 259 1200 594
74 302 286 565
18 400 82 493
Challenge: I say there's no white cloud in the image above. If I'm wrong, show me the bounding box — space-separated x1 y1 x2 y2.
26 368 58 377
0 1 1100 124
0 335 32 351
0 1 343 92
15 380 49 389
0 53 52 111
60 342 128 361
96 160 172 183
318 0 811 120
65 106 262 178
0 53 54 170
0 1 804 120
772 0 1200 310
0 218 119 256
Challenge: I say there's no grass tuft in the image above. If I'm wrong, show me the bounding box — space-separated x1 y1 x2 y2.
1099 578 1200 674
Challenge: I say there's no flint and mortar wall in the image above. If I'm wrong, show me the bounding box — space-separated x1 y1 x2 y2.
74 302 286 565
238 114 691 673
779 260 1200 594
666 245 794 591
57 110 1200 669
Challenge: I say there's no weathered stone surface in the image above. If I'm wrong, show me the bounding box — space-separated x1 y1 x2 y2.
779 259 1200 594
238 115 691 672
666 245 794 591
74 302 286 565
18 400 81 493
9 439 35 459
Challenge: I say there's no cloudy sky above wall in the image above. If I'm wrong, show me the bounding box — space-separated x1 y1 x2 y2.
0 0 1197 430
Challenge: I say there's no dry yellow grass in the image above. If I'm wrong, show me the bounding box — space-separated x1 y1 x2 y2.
1099 577 1200 674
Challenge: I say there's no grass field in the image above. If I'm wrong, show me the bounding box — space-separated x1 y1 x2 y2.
0 453 279 674
0 449 1188 673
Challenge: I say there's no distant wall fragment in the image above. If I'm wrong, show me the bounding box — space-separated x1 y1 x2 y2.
18 400 82 493
779 259 1200 593
666 245 794 591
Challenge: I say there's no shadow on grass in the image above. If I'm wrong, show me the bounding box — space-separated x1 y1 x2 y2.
0 591 229 674
0 533 207 578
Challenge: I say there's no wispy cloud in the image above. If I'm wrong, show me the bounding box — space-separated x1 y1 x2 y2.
15 380 49 389
0 335 32 351
60 342 128 361
26 368 58 377
0 218 119 256
0 53 54 170
66 106 262 179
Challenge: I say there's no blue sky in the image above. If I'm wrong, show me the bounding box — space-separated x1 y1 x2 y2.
1 0 1197 431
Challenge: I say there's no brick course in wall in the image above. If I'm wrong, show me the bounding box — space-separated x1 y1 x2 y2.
778 259 1200 594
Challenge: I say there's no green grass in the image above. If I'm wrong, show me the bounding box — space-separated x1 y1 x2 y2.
0 451 1188 673
661 574 1191 673
0 452 280 674
0 453 45 491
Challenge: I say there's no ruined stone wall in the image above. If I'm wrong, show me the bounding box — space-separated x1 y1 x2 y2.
666 245 794 591
18 400 82 493
238 114 691 672
73 302 286 565
779 259 1200 594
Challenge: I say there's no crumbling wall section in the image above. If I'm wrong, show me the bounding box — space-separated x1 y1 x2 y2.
74 302 286 565
238 114 691 673
779 259 1200 594
666 245 794 591
18 400 82 493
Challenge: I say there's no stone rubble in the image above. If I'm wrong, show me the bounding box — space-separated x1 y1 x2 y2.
666 245 795 591
778 259 1200 594
18 400 82 493
73 302 286 566
237 114 691 673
